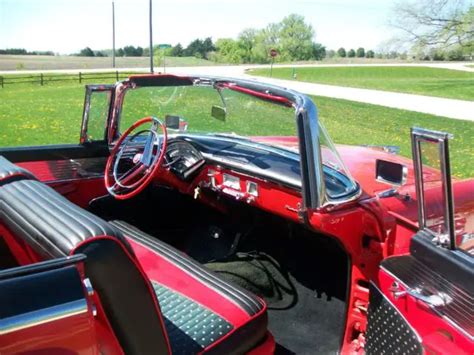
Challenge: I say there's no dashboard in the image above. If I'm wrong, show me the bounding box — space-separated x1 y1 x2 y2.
164 135 357 198
120 134 359 221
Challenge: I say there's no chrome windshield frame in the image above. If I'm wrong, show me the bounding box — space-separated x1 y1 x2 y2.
104 74 359 210
80 84 116 144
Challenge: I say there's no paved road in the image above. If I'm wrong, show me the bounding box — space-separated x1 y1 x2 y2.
172 65 474 122
2 63 473 121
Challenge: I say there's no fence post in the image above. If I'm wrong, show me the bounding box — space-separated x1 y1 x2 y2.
0 76 3 88
79 72 82 83
116 70 119 82
40 73 44 86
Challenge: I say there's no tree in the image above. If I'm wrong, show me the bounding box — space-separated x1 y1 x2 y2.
251 23 281 63
238 29 258 63
337 47 346 57
348 49 356 57
312 43 326 60
365 50 375 58
278 14 315 61
171 43 183 57
78 47 95 57
215 38 244 63
202 37 216 57
326 49 336 58
356 47 365 57
184 39 204 57
122 45 142 56
446 47 465 60
390 0 473 54
95 51 107 57
117 48 124 57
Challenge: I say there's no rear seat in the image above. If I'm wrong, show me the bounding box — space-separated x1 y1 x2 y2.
0 159 268 354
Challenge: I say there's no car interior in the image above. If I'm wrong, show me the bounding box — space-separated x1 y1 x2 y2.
0 140 350 354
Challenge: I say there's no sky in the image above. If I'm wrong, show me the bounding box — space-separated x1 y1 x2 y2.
0 0 398 54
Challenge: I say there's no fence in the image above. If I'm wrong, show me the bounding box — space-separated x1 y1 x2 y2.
0 71 147 88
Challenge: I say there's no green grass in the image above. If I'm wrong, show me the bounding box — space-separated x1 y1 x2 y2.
314 96 473 178
0 81 472 178
249 66 474 101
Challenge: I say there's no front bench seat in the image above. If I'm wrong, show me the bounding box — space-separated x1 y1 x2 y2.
0 179 268 354
110 220 268 354
0 156 37 186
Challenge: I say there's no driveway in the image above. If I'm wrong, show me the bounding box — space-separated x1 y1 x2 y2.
171 65 474 122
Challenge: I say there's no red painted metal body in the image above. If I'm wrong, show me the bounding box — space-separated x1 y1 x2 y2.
0 306 98 355
7 137 472 354
248 136 474 353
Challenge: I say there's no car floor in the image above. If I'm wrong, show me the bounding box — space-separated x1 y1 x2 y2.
90 187 349 354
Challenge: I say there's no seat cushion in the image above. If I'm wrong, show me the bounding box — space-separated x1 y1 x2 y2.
0 156 37 186
110 220 268 354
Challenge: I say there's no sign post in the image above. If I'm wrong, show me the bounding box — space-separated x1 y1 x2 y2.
270 49 277 77
149 0 153 73
158 44 172 73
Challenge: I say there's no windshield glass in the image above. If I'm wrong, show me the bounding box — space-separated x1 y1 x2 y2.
120 82 357 198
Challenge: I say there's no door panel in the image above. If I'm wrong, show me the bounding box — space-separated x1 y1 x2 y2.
0 143 110 206
366 233 473 354
0 142 109 163
0 255 98 354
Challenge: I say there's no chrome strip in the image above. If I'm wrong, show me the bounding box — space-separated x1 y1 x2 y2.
0 299 88 335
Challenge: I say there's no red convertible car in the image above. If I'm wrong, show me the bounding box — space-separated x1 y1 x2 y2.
0 74 472 354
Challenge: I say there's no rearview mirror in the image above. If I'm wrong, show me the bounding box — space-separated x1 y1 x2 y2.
165 115 188 131
211 105 226 121
375 159 407 186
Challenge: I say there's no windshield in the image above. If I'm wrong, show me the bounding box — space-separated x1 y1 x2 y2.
120 82 357 199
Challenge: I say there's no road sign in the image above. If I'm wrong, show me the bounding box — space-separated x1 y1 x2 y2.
270 49 278 57
158 44 172 49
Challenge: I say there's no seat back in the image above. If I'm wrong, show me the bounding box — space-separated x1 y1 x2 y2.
0 156 37 186
0 178 170 354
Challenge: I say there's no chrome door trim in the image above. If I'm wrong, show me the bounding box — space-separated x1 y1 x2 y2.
0 299 88 335
381 258 474 341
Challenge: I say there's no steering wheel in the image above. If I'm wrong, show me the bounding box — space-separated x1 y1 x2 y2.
105 116 167 200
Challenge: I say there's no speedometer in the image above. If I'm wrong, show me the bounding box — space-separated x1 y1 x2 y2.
165 140 205 180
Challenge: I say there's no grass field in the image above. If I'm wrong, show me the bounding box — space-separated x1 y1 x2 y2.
0 55 215 71
249 66 474 101
0 80 472 178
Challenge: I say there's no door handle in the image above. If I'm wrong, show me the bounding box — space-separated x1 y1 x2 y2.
389 281 451 307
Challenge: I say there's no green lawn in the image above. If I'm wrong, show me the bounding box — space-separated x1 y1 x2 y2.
249 66 474 101
0 80 472 178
